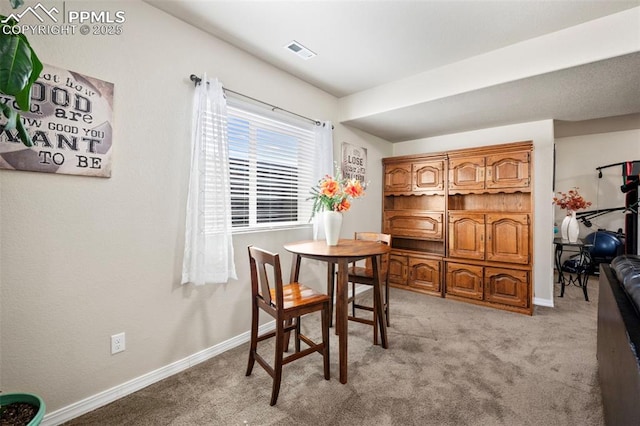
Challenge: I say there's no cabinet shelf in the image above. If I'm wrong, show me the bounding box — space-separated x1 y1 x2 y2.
392 237 444 255
448 193 531 212
384 194 445 211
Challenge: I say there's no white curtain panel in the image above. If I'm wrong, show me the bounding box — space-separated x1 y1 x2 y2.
182 75 237 285
312 121 334 240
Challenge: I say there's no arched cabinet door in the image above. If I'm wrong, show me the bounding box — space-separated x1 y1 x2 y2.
486 213 530 264
484 267 529 308
448 156 485 193
412 160 444 193
448 213 485 260
388 254 408 286
485 151 530 191
408 257 441 295
384 163 412 194
445 262 483 300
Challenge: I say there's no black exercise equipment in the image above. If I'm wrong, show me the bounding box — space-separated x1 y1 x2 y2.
590 161 640 255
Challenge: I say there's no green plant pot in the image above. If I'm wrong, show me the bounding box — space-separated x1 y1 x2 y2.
0 393 46 426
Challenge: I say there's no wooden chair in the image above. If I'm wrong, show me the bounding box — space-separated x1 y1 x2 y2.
329 232 391 345
246 246 330 405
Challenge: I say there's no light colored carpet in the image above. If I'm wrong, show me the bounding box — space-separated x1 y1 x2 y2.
65 277 603 425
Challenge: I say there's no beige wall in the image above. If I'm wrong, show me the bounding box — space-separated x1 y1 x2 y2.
392 120 556 307
0 0 392 418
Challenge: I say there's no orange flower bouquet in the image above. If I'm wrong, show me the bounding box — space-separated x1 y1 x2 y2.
553 187 592 213
309 169 365 219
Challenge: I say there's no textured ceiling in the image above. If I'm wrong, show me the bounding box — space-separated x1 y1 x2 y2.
344 53 640 141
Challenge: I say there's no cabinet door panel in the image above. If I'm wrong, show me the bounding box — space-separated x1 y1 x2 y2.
384 163 412 194
446 262 483 300
448 156 485 192
448 213 485 260
485 267 529 308
388 255 408 285
485 151 530 190
408 257 441 294
486 214 529 264
384 211 443 240
413 161 444 193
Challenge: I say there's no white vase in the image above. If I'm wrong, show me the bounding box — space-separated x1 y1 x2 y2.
567 210 580 243
560 213 571 240
323 211 342 246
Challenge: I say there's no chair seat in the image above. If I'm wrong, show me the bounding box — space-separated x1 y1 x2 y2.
349 266 388 281
270 283 330 311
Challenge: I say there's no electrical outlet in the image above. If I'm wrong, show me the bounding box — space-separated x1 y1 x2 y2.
111 332 125 354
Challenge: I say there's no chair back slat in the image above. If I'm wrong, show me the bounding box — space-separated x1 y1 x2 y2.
248 246 286 308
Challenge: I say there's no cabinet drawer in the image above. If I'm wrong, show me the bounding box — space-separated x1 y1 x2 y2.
384 211 443 239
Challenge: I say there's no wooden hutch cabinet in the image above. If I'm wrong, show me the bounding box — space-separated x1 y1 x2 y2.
383 155 446 297
382 141 533 315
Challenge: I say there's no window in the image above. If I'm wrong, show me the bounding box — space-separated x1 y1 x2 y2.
227 99 316 230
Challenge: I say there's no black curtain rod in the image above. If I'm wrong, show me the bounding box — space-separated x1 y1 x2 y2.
189 74 327 127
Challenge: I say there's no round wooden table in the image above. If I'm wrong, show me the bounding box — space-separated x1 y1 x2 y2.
283 239 391 384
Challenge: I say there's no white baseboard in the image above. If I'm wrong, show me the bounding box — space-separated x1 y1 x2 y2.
41 321 276 426
533 296 554 308
42 285 372 425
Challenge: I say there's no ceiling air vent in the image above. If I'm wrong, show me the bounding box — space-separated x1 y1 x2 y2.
284 40 316 60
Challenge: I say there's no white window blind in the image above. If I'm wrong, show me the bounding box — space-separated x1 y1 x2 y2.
227 99 316 230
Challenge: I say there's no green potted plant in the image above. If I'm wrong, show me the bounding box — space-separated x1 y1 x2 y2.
0 0 43 146
0 393 46 425
0 0 45 415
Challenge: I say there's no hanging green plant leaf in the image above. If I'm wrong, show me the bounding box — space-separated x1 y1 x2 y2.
16 114 32 147
0 1 43 147
14 33 42 111
0 7 42 147
1 103 18 130
0 30 33 98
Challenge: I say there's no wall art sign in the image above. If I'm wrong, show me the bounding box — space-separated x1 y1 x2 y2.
0 63 114 177
341 142 367 182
